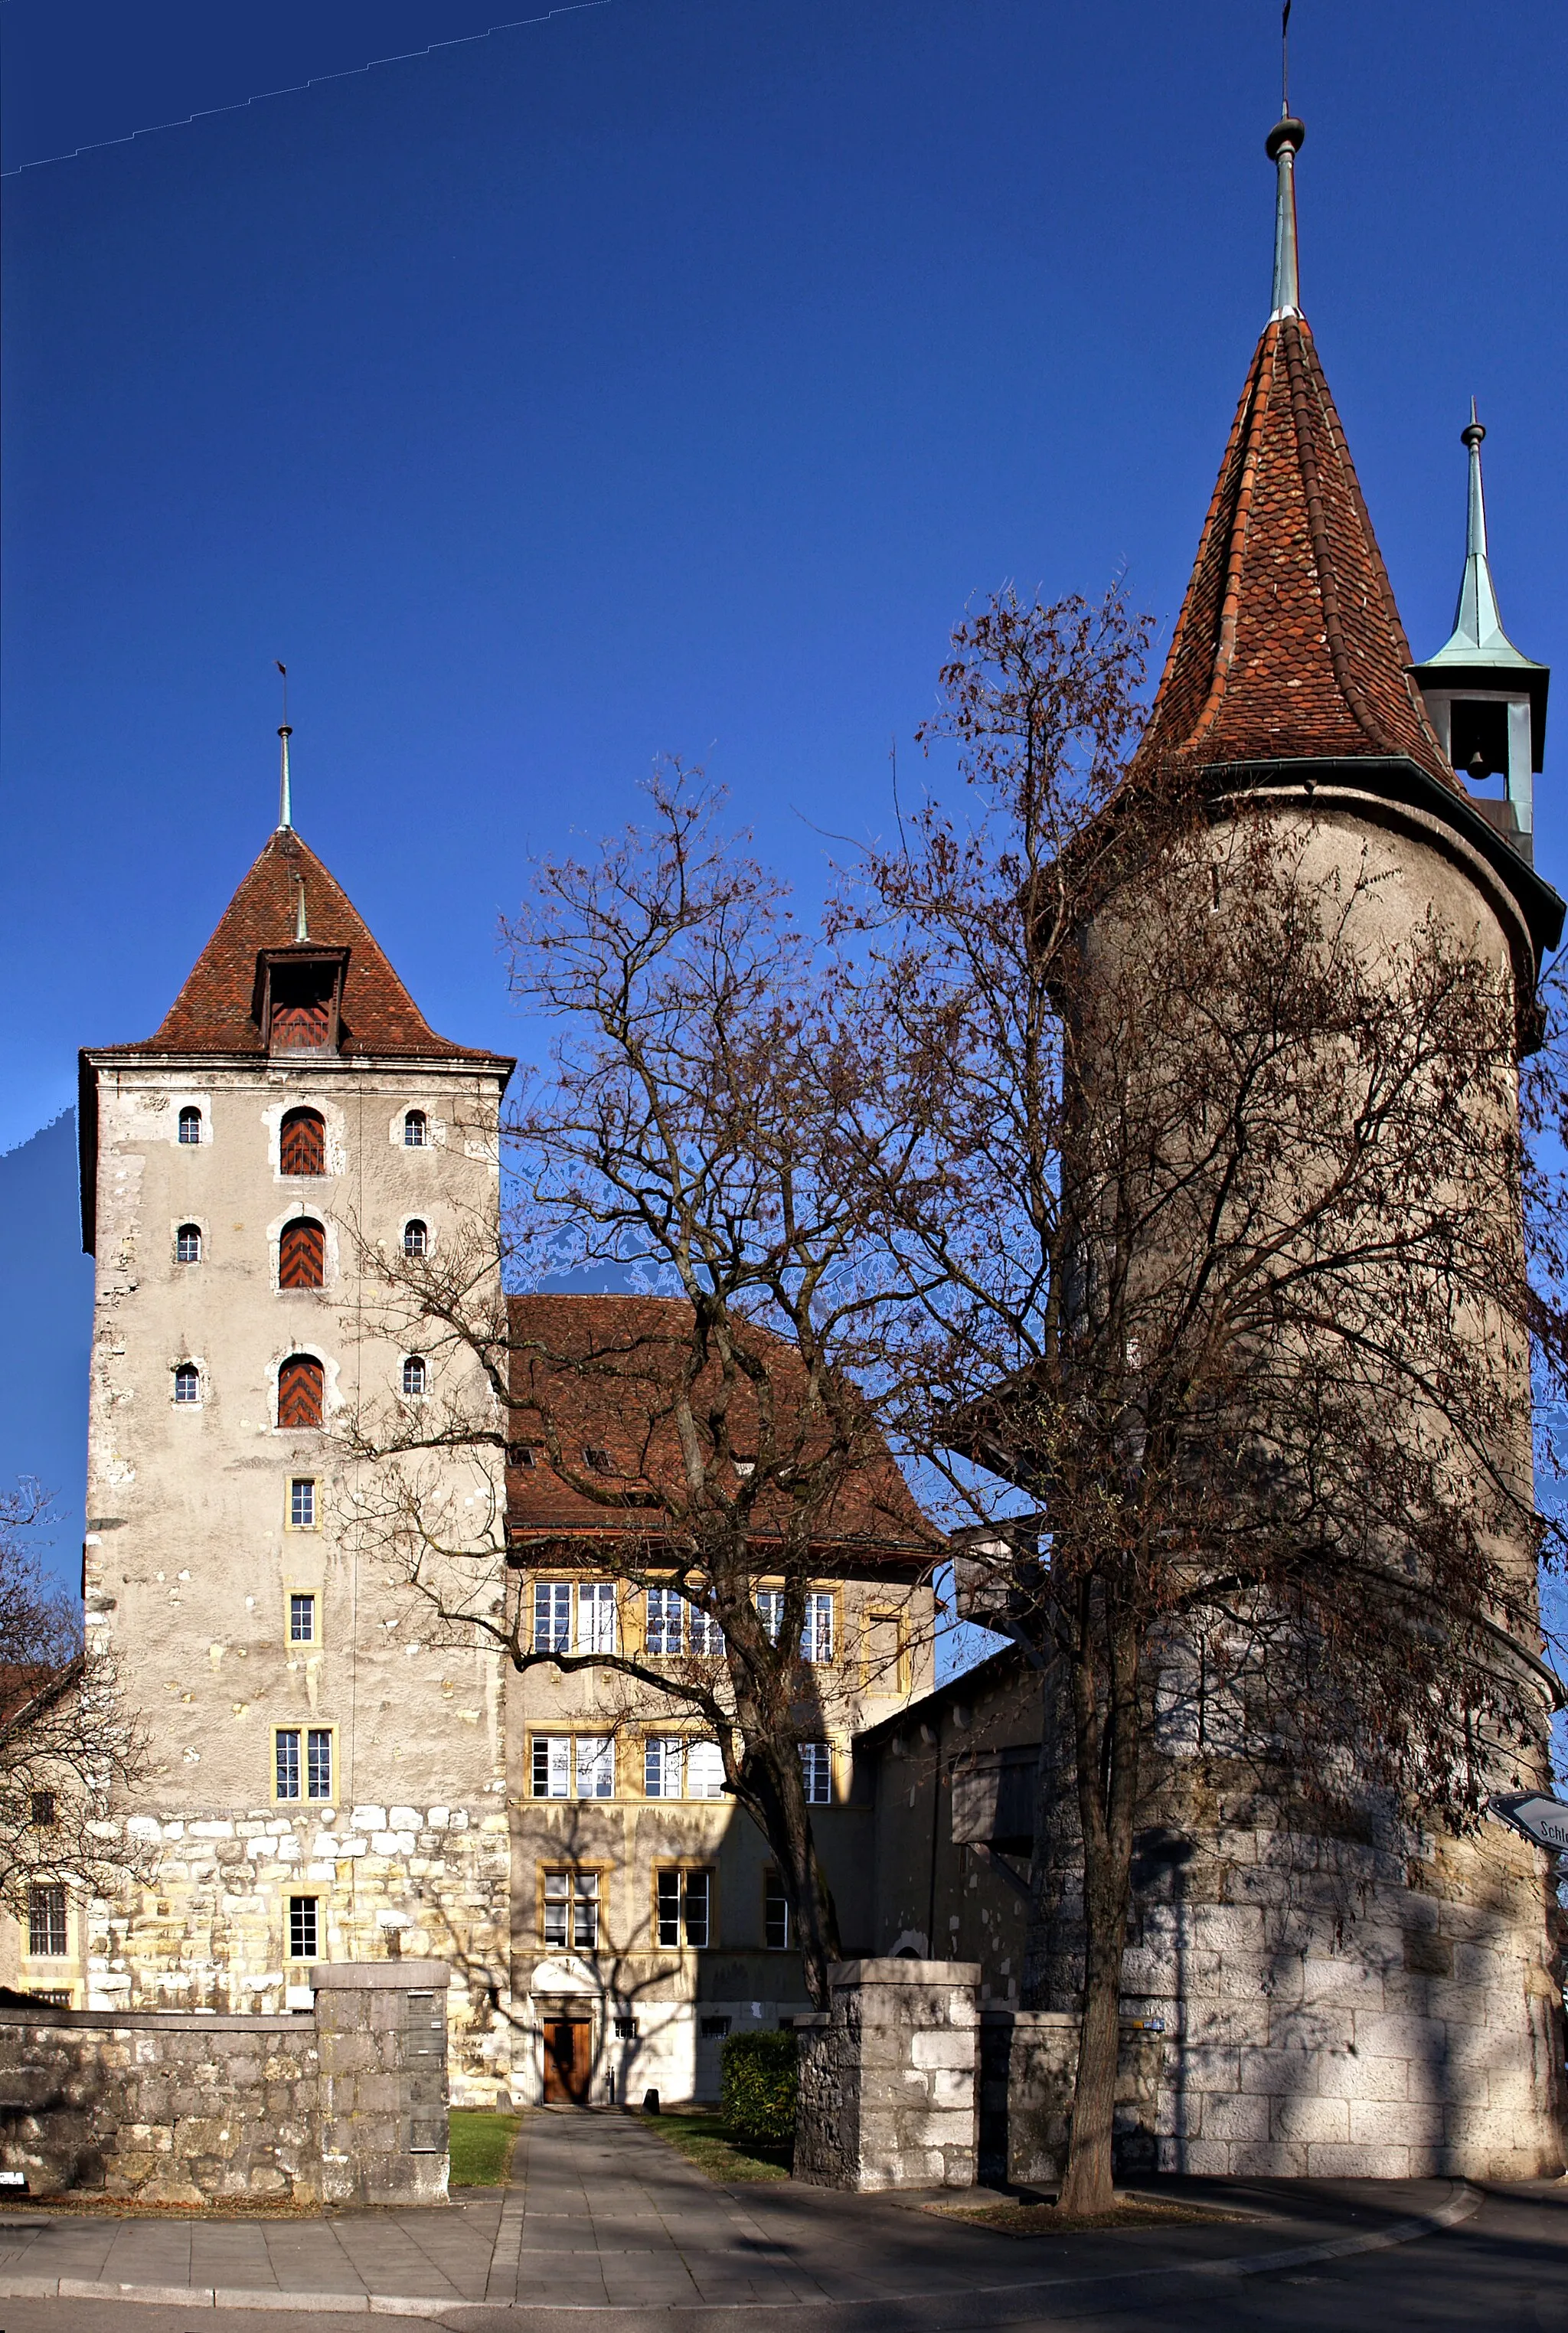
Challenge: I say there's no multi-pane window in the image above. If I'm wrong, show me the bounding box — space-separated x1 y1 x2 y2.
542 1868 599 1949
688 1605 723 1656
582 1445 612 1473
276 1727 333 1801
755 1589 783 1643
655 1867 710 1949
576 1737 614 1799
401 1355 427 1397
534 1582 572 1653
277 1355 324 1429
578 1582 616 1654
802 1593 835 1664
289 1896 319 1959
174 1363 201 1406
178 1106 202 1145
645 1587 684 1655
533 1736 572 1799
403 1110 428 1148
176 1224 202 1263
28 1884 67 1957
279 1108 325 1177
687 1740 726 1799
279 1218 325 1290
403 1219 428 1257
644 1737 683 1799
764 1870 792 1951
799 1741 831 1805
289 1593 316 1644
289 1479 316 1529
531 1734 616 1799
30 1790 56 1828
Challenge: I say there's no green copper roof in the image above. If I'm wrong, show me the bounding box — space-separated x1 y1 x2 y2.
1424 404 1545 675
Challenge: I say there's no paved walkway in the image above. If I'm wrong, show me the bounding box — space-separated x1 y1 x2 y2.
0 2106 1504 2322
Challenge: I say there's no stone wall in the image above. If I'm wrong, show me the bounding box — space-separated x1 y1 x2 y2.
978 2010 1164 2188
0 1960 448 2206
794 1959 978 2192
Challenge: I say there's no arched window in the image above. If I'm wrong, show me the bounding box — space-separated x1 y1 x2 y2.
403 1110 428 1149
174 1363 201 1405
401 1354 427 1397
279 1219 325 1290
403 1220 428 1257
279 1108 326 1177
277 1354 325 1430
175 1224 202 1264
178 1107 202 1145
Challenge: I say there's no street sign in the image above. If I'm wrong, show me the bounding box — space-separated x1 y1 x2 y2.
1488 1792 1568 1851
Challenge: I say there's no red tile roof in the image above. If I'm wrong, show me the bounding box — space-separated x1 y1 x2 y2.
505 1292 932 1564
100 828 505 1064
1132 315 1455 790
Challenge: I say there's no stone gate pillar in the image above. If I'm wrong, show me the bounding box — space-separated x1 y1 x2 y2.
309 1960 450 2205
793 1959 979 2191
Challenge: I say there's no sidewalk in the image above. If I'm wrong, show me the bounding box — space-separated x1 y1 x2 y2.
0 2105 1488 2323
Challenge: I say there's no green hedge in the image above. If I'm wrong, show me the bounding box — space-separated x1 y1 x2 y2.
720 2029 799 2146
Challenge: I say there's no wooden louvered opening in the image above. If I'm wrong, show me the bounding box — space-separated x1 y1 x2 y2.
279 1109 326 1177
279 1218 325 1290
277 1355 324 1430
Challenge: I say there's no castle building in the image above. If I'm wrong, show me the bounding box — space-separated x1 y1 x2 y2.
47 809 933 2104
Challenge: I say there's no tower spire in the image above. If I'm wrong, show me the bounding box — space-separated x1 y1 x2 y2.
275 660 293 832
1266 109 1305 319
1443 402 1510 655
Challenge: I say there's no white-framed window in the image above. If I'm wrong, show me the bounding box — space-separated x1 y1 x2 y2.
174 1362 201 1406
276 1726 333 1802
403 1109 428 1148
644 1737 683 1799
578 1581 616 1654
576 1737 614 1799
401 1354 427 1397
655 1867 710 1949
533 1735 572 1799
799 1740 831 1805
534 1582 572 1653
803 1593 835 1665
688 1604 723 1656
289 1478 317 1529
764 1869 792 1950
289 1593 316 1644
178 1106 202 1145
28 1884 67 1957
645 1586 684 1656
288 1896 319 1959
687 1740 726 1799
542 1867 599 1949
175 1224 202 1263
403 1219 428 1256
755 1588 783 1642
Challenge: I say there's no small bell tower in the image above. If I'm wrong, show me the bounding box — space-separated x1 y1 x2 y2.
1411 407 1550 864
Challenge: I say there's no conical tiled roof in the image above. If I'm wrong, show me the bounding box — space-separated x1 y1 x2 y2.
1132 313 1455 790
109 827 498 1061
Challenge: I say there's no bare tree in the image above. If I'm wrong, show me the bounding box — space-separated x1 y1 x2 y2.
0 1482 148 1934
841 588 1566 2212
345 771 941 2005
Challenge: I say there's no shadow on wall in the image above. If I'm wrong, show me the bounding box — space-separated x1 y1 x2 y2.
0 1114 94 1596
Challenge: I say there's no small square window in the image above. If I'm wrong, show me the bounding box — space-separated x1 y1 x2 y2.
290 1593 316 1643
508 1443 537 1469
583 1446 612 1473
613 2015 638 2039
700 2014 730 2039
290 1479 316 1529
289 1896 319 1959
28 1884 67 1958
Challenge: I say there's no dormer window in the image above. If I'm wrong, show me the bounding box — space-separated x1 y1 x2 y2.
403 1111 428 1149
255 946 349 1055
178 1107 202 1145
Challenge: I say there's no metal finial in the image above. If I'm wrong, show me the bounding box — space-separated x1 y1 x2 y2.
1266 112 1305 319
274 662 293 831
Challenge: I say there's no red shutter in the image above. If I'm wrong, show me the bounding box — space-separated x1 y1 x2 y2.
279 1220 325 1290
280 1110 326 1176
278 1356 324 1430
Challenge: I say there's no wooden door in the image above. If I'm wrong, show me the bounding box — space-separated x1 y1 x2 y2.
543 2019 593 2104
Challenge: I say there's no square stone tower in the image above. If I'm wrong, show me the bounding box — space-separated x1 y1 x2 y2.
76 822 517 2097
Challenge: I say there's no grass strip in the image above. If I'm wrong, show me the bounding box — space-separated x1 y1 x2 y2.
449 2107 522 2187
639 2107 791 2183
923 2194 1246 2237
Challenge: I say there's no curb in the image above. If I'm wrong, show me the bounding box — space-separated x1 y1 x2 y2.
0 2181 1483 2319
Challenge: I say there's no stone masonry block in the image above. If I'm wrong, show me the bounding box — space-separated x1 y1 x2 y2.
1315 2051 1409 2103
1228 2139 1308 2178
1348 2097 1445 2148
1307 2142 1412 2179
1271 2093 1350 2143
910 2032 975 2071
1197 2091 1272 2143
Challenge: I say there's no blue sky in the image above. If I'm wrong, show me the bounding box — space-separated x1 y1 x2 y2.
3 2 1566 1648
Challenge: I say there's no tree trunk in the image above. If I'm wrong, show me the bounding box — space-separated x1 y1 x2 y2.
740 1743 843 2008
1057 1603 1141 2216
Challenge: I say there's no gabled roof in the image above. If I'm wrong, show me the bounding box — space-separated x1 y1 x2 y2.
1131 313 1455 790
504 1292 932 1562
93 828 504 1064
